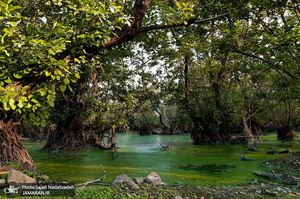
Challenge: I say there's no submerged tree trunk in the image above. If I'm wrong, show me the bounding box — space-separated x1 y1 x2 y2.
277 126 297 140
191 120 232 145
0 120 36 171
191 131 232 145
191 129 232 145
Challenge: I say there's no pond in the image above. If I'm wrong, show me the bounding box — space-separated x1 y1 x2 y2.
23 133 300 186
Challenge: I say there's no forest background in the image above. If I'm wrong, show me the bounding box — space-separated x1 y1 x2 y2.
0 0 299 173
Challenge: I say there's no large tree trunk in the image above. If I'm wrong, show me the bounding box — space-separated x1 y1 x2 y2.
191 128 232 145
0 120 36 171
243 117 257 151
277 126 297 140
42 101 87 151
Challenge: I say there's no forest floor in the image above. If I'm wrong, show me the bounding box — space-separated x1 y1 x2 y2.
75 183 300 199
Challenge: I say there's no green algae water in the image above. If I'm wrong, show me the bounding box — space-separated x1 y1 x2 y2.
23 133 300 186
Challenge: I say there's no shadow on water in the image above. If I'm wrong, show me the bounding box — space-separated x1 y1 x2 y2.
23 133 300 185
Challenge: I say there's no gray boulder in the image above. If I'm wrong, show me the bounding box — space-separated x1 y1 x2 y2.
146 172 162 185
112 174 139 188
133 177 147 184
112 174 131 184
172 196 183 199
126 180 139 188
7 170 36 184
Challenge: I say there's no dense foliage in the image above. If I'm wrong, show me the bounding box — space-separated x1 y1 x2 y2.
0 0 299 169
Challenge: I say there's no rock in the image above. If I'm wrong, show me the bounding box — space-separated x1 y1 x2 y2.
172 196 183 199
0 179 5 184
112 174 139 189
133 177 147 184
126 180 139 189
146 172 162 186
40 175 50 181
143 178 152 184
112 174 132 184
7 170 37 184
275 187 282 192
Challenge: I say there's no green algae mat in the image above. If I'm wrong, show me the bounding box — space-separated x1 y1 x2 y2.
23 133 300 186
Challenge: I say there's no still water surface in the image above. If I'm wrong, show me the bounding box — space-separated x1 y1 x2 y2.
24 133 299 185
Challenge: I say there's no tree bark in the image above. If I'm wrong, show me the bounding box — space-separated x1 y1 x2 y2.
0 120 36 171
42 100 87 151
243 117 257 151
155 109 170 134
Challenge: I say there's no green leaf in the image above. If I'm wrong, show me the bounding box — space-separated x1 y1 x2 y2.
39 89 46 96
8 21 17 27
31 99 39 104
4 78 12 83
68 85 73 92
13 73 22 79
48 48 55 55
9 98 16 110
3 102 9 111
45 71 51 76
63 78 70 84
29 113 35 119
18 100 24 108
75 73 80 79
60 84 66 92
47 100 54 107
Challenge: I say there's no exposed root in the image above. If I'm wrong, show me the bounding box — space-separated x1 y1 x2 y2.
0 120 36 171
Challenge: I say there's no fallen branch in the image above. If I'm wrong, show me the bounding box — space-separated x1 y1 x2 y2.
76 164 106 187
235 153 254 161
253 171 300 184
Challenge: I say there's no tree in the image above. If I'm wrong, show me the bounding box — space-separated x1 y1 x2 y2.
0 0 134 168
1 0 236 169
231 0 300 140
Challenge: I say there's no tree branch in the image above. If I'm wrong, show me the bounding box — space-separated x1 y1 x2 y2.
232 49 295 79
139 12 231 33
